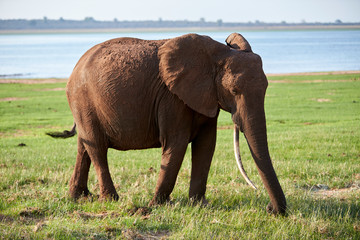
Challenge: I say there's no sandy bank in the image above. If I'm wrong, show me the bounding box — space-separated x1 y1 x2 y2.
0 71 359 84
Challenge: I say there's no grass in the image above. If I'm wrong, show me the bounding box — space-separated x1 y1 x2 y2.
0 73 359 239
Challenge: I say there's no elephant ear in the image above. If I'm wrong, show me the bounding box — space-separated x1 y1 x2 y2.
226 33 252 52
158 34 218 118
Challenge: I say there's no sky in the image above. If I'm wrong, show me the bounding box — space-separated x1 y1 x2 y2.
0 0 359 23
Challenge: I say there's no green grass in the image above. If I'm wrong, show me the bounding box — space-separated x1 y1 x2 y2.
0 73 359 239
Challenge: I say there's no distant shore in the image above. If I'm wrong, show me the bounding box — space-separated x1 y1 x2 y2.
1 24 360 34
1 71 359 83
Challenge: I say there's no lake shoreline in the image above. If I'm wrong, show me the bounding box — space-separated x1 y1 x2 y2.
1 71 359 83
1 25 360 34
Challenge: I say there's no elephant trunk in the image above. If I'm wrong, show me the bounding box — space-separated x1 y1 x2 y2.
242 113 287 215
233 125 257 190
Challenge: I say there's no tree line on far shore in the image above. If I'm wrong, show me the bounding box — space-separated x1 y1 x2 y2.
0 17 358 30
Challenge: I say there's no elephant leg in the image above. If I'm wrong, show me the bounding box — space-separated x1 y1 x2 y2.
149 139 189 205
69 137 91 199
85 144 119 201
76 120 119 201
189 119 217 203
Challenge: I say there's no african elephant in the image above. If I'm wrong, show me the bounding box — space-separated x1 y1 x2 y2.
48 33 286 215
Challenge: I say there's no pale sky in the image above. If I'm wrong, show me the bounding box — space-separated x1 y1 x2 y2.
0 0 359 23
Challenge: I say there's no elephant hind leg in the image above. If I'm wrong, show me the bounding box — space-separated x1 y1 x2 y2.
69 137 91 199
70 115 119 201
82 137 119 201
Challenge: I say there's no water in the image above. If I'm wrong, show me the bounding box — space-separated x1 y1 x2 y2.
0 30 359 78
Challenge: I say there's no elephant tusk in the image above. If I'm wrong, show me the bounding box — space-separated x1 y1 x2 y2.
234 125 257 190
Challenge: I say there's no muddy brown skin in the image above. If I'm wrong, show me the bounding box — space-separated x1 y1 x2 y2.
62 33 286 215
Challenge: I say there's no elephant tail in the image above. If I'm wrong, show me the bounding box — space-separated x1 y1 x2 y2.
46 123 77 138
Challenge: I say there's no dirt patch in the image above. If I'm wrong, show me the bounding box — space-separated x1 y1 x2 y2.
313 187 360 200
267 71 360 83
270 79 358 83
316 98 331 102
19 207 44 218
0 129 29 138
0 214 15 223
267 70 360 77
0 97 28 102
128 206 152 217
33 221 48 233
36 87 66 91
311 182 360 200
0 78 67 84
73 210 121 220
122 229 170 240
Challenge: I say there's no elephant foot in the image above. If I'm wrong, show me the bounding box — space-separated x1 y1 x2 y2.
148 195 171 207
189 195 208 206
99 191 119 201
69 186 91 200
266 202 286 216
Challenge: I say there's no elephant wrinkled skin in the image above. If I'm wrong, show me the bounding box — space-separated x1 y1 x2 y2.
49 33 286 215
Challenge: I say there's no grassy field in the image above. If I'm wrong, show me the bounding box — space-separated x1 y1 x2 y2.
0 72 359 239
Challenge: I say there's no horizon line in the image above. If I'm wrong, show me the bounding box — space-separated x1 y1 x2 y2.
1 18 360 24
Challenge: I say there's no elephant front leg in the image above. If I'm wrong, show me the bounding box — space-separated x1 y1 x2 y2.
189 119 217 204
149 140 188 206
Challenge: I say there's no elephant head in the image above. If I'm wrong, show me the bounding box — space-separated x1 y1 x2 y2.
159 33 286 215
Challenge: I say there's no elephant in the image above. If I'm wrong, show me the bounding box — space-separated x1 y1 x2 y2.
48 33 286 215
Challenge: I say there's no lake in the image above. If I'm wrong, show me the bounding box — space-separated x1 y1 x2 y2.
0 29 359 78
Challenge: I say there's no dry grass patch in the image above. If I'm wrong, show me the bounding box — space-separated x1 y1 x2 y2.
0 78 67 84
0 97 28 102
